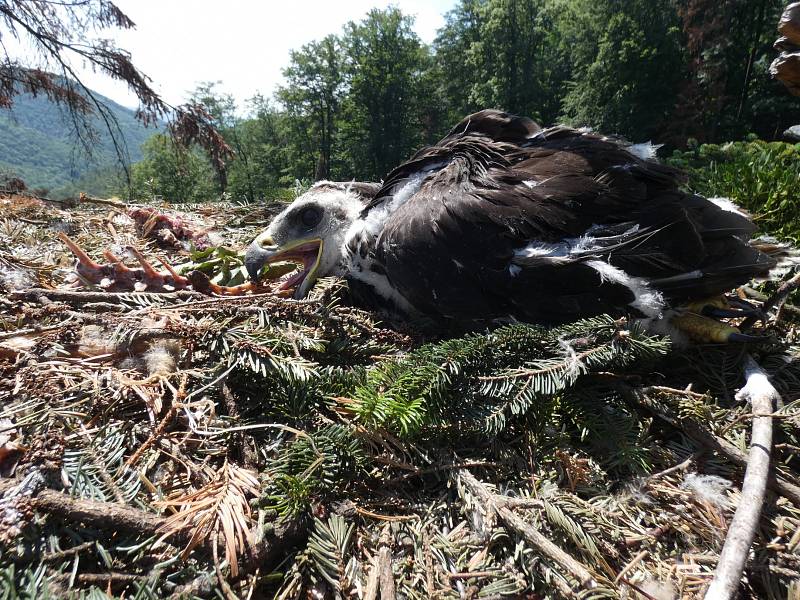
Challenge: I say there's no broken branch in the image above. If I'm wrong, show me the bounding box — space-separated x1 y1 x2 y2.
459 469 598 590
705 355 779 600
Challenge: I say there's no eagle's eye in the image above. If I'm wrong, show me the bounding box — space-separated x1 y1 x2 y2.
299 206 322 228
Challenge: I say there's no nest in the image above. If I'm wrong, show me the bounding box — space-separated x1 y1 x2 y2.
1 191 799 599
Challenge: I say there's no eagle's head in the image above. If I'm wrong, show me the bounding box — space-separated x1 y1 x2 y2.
244 181 378 298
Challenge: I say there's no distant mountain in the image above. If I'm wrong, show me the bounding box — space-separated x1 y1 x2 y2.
0 88 157 196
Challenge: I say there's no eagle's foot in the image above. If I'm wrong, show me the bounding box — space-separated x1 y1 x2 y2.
669 296 768 343
58 234 269 296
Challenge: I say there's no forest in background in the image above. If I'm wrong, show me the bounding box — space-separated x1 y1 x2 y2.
3 0 798 203
0 90 153 196
120 0 798 205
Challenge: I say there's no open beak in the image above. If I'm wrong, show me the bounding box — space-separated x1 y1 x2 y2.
244 235 324 299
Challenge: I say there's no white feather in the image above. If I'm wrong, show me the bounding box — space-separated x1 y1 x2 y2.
346 254 417 315
708 196 748 217
585 259 665 317
626 141 663 161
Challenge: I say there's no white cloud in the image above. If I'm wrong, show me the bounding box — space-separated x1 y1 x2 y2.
75 0 455 110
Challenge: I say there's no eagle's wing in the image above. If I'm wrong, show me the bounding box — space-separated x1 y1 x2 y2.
360 111 772 325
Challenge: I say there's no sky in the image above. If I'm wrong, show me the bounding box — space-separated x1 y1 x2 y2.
75 0 457 111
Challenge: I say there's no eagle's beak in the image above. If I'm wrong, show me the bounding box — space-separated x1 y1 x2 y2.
244 234 277 282
244 234 324 298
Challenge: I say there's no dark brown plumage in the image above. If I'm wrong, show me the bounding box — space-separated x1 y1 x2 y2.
246 110 778 330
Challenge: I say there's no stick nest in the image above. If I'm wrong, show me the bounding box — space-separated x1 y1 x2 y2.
1 192 800 599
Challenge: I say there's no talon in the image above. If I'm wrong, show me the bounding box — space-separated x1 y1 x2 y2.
127 246 167 290
727 332 772 344
156 256 190 289
726 297 758 312
58 232 111 284
701 307 765 320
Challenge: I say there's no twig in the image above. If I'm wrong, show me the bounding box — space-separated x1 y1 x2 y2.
41 541 96 562
705 355 779 600
378 524 396 600
10 288 200 305
125 403 178 468
51 571 146 587
740 271 800 329
647 455 697 481
741 286 800 316
78 193 127 208
363 552 381 600
446 571 499 579
355 507 418 522
31 488 187 541
621 385 800 506
459 470 597 590
615 550 648 583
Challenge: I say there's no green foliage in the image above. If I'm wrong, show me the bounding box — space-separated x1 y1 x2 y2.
62 425 141 503
126 134 218 202
0 91 155 197
267 424 367 516
351 316 670 437
0 565 54 600
668 140 800 240
7 0 799 199
278 36 345 182
435 0 570 125
674 0 796 144
337 8 434 180
559 0 684 140
306 515 355 590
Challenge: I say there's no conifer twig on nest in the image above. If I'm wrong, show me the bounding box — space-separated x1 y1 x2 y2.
705 355 779 600
458 470 598 591
620 384 800 506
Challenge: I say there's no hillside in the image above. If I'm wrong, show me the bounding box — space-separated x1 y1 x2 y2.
0 89 157 196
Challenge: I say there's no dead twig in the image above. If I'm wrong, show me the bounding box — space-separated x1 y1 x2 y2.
740 271 800 329
33 488 187 541
741 286 800 316
622 385 800 506
10 288 200 305
459 469 598 590
706 355 779 600
378 524 397 600
125 403 179 469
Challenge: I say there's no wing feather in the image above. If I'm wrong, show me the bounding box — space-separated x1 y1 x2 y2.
355 110 773 326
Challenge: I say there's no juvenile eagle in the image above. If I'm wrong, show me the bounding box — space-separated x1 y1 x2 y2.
245 110 778 330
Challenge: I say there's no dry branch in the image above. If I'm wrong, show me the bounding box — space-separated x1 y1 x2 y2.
705 355 780 600
740 271 800 329
10 288 201 304
620 384 800 506
459 469 598 591
0 478 189 542
378 525 397 600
